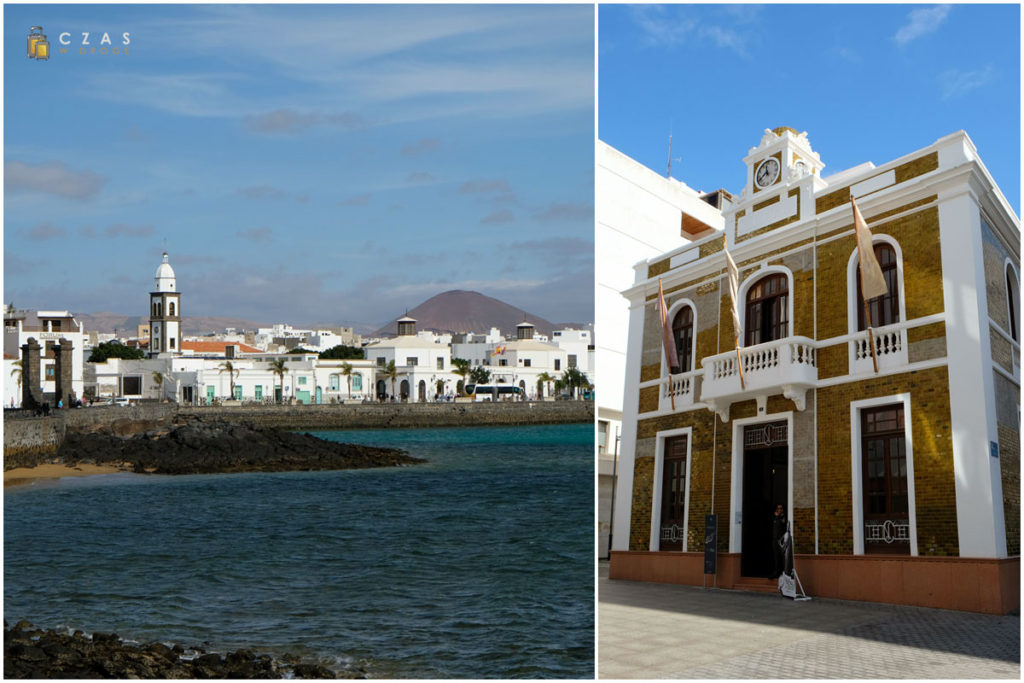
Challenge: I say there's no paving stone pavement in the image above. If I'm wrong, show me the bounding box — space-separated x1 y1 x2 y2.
598 562 1020 679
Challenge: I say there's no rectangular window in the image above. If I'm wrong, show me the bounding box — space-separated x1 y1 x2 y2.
523 359 531 367
861 405 909 555
568 354 577 368
407 357 418 367
555 359 561 371
377 357 386 367
659 435 688 551
436 357 444 370
499 359 508 366
597 420 608 451
298 376 307 385
123 375 142 395
170 338 175 349
44 364 55 379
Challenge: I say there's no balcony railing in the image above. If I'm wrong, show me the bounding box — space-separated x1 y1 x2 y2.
700 336 817 421
641 317 943 419
851 323 907 374
657 370 698 412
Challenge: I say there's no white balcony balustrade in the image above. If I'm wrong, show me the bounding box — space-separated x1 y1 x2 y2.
658 370 698 412
700 336 817 421
851 323 907 374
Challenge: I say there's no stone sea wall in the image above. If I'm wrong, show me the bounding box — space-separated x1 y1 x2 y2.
4 401 592 461
177 400 593 429
3 416 65 458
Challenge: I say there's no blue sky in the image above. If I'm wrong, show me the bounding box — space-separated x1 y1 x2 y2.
4 4 595 330
599 4 1021 216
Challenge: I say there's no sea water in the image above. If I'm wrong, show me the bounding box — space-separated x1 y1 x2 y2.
3 424 594 678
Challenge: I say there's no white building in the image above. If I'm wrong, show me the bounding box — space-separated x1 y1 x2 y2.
4 307 87 407
488 322 570 399
551 327 594 377
362 316 456 401
86 254 375 405
595 140 726 557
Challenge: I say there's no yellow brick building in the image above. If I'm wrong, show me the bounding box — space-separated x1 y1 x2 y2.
609 128 1020 614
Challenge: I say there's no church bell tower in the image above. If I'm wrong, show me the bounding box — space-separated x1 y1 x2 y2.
149 252 181 358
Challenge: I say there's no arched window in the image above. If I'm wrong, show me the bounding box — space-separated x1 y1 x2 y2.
1006 264 1019 342
152 302 158 317
857 244 899 330
169 302 176 317
671 306 694 374
745 273 789 345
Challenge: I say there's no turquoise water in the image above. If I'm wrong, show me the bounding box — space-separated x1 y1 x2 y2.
3 424 594 678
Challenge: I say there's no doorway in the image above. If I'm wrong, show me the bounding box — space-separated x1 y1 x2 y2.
740 423 788 578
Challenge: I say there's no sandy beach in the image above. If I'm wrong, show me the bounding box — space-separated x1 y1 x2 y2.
4 463 126 488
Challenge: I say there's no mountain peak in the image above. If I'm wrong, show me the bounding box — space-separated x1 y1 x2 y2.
373 290 555 337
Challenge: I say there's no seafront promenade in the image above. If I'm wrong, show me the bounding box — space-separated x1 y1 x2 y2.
3 400 593 459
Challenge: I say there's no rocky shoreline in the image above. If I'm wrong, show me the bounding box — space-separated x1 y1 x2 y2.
5 419 425 475
4 620 358 678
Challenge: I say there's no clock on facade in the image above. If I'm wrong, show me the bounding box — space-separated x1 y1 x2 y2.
755 157 780 188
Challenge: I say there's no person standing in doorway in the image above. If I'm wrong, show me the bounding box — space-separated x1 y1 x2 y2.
772 503 787 578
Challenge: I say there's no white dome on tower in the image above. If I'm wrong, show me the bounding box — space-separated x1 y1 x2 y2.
154 252 176 292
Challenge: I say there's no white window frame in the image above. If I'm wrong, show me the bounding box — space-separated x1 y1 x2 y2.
846 235 908 374
849 393 918 556
737 265 795 346
663 298 698 376
728 411 794 554
649 426 693 551
1004 259 1020 345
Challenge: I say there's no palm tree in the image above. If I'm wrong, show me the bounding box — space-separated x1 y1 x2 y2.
269 358 287 403
451 358 471 396
560 367 589 399
10 359 23 406
218 360 239 400
381 360 401 400
536 371 554 399
152 371 164 401
340 361 354 398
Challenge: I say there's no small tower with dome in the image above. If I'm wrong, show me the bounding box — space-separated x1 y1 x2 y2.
148 252 181 358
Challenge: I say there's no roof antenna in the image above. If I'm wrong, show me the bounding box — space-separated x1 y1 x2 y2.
667 121 682 178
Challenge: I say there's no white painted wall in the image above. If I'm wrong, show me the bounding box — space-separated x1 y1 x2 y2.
596 141 724 555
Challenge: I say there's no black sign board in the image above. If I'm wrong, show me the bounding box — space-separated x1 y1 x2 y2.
704 514 717 575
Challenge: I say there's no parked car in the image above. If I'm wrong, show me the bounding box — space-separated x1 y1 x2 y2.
105 397 132 407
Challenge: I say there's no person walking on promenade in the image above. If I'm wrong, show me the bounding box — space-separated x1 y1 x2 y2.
772 504 787 579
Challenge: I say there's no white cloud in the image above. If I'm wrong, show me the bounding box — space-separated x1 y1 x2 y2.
5 160 106 199
629 6 696 47
893 5 951 46
75 6 593 125
629 5 750 56
940 65 996 100
832 46 862 64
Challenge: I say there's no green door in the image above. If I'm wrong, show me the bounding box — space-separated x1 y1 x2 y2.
234 385 243 400
255 385 263 401
296 390 310 405
316 386 322 404
206 385 215 403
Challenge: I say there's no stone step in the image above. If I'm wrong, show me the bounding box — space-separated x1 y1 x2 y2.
732 577 779 594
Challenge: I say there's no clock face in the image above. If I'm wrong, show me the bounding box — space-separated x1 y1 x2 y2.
755 157 780 188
